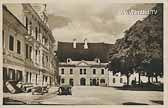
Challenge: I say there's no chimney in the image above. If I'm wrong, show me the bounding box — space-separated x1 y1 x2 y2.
84 38 88 49
73 38 77 48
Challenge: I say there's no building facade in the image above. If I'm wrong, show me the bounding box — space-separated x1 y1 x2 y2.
3 4 57 87
59 59 109 86
57 39 121 86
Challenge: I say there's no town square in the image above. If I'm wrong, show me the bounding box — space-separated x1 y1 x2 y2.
2 0 165 106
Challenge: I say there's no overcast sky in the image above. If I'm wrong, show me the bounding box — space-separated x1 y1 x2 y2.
46 0 155 44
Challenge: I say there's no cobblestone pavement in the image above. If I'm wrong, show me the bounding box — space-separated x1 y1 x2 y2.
3 86 163 105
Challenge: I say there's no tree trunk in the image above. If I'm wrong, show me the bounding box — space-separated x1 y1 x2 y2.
138 72 141 85
155 75 158 83
148 76 150 83
151 77 154 83
126 75 130 85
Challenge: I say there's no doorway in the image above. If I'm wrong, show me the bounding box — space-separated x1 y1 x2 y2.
80 78 86 86
69 78 74 86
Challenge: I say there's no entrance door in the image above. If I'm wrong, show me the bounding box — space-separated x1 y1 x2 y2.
92 79 97 86
80 78 86 86
69 79 74 86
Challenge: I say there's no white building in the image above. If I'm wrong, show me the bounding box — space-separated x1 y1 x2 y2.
57 39 126 86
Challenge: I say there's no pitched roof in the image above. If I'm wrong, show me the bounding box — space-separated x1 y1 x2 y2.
57 41 114 63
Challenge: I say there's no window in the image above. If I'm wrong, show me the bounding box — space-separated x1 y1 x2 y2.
3 67 7 81
9 35 14 51
93 69 96 74
26 72 29 83
17 40 21 54
28 21 32 35
29 46 32 59
80 69 82 74
35 50 38 63
100 79 105 83
61 68 64 74
84 69 86 74
26 44 29 59
120 78 123 83
35 27 38 40
61 78 65 83
69 79 73 86
101 69 104 75
36 74 38 84
30 73 32 83
9 68 15 80
46 56 48 63
113 78 116 83
2 30 4 48
70 69 73 74
25 17 28 30
45 76 48 82
16 70 22 81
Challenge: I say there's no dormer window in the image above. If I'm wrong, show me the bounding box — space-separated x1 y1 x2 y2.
95 58 100 63
67 58 72 63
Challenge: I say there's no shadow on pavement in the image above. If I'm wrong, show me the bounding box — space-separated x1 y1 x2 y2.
3 97 41 105
112 86 163 91
150 100 163 105
3 97 26 105
122 102 149 105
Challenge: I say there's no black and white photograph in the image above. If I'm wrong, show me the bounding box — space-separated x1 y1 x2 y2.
1 0 167 106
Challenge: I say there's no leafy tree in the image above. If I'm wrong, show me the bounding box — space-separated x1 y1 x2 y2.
108 4 163 85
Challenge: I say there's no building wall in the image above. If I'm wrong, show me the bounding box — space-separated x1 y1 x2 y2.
3 4 57 87
3 6 26 83
59 65 109 86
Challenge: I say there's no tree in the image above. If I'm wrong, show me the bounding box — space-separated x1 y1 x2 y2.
108 4 163 85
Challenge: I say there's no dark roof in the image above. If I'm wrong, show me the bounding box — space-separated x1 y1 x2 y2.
57 41 114 63
3 5 27 34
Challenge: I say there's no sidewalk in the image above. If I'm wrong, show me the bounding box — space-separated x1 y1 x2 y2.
3 86 59 105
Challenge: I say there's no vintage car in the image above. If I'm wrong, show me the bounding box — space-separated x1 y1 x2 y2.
17 82 33 93
5 80 22 93
57 85 72 95
32 86 48 95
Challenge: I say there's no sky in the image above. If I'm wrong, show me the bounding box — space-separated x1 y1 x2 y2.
46 0 155 44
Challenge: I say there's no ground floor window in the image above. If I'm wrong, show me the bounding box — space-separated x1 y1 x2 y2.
3 67 8 81
9 68 15 80
45 76 48 83
100 79 105 83
16 70 22 82
120 78 123 83
113 78 116 83
26 72 29 83
61 78 65 83
29 73 32 83
36 74 38 85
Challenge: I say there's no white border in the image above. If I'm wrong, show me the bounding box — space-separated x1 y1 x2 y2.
0 0 167 108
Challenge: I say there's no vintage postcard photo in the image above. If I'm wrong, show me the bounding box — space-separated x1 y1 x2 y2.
1 0 167 106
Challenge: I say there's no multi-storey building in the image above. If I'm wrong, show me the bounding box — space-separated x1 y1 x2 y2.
3 5 27 84
57 39 115 86
3 4 57 87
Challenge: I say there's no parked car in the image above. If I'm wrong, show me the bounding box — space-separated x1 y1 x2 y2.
5 80 22 93
57 85 72 95
32 86 49 95
21 83 33 93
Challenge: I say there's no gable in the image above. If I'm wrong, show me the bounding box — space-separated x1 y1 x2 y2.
77 61 89 66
